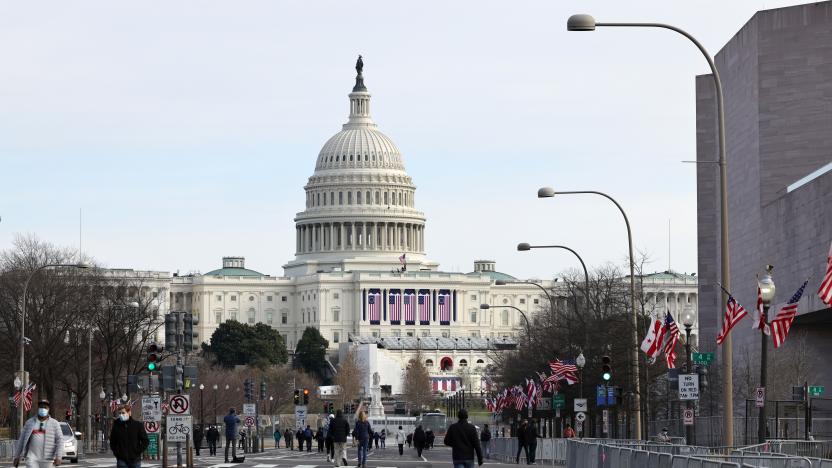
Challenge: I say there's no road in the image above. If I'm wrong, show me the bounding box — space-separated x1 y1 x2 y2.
1 442 527 468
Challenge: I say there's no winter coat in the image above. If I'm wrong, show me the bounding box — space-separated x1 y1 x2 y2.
15 416 65 460
395 430 406 444
109 417 150 462
480 427 491 442
353 420 373 443
443 419 483 463
223 413 240 439
413 427 426 448
329 415 350 443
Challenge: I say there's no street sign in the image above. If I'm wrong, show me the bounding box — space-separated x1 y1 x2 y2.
809 386 825 396
678 374 700 401
243 403 256 416
144 421 160 433
294 405 308 429
142 396 162 422
602 409 609 435
575 412 586 422
146 434 159 457
166 415 192 443
168 394 190 415
755 387 765 407
596 385 607 406
574 398 588 413
683 409 694 426
692 352 715 365
535 397 550 411
244 416 256 427
553 394 565 410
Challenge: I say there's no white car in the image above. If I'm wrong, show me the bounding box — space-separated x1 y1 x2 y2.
59 422 80 464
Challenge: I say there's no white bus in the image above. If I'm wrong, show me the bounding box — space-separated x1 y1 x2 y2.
367 415 418 436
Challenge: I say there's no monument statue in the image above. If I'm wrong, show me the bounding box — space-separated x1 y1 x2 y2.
356 55 364 75
372 371 380 386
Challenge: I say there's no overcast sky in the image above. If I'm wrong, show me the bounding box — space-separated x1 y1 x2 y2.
0 0 802 278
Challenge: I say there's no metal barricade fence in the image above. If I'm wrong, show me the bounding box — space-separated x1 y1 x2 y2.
490 437 568 465
0 440 15 460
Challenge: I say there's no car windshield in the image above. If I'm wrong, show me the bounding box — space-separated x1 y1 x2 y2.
60 424 73 437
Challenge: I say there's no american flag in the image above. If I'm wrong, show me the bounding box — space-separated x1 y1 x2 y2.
716 286 748 345
547 359 578 385
438 293 451 324
403 292 416 324
418 292 430 324
752 286 771 335
512 387 526 411
399 253 406 266
13 383 36 411
819 242 832 307
368 292 381 324
110 398 121 413
389 292 401 324
525 379 537 408
662 312 680 369
771 280 809 349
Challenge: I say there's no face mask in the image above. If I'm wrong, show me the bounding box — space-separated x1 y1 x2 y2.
38 408 49 418
119 414 129 422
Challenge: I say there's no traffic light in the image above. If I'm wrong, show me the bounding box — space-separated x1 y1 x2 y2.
244 379 252 401
260 381 267 400
328 402 334 414
183 313 199 352
303 388 310 404
601 355 612 382
164 313 178 351
294 389 300 405
147 342 161 371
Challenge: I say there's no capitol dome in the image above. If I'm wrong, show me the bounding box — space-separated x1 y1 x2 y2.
284 57 434 277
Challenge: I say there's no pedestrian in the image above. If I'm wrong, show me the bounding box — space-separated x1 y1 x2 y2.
239 430 246 451
317 427 325 452
515 419 527 464
426 429 434 450
13 399 65 468
304 425 314 452
413 425 426 458
296 428 304 451
109 404 150 468
480 423 492 459
206 425 219 455
372 431 379 449
274 427 282 448
284 428 294 450
395 425 405 456
380 429 386 449
443 409 484 468
325 415 335 463
193 425 204 456
329 410 350 467
353 411 372 468
525 420 538 464
563 424 575 439
406 432 412 448
223 408 240 463
657 427 671 443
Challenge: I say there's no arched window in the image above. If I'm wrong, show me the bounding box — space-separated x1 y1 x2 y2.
366 191 371 204
348 192 353 204
316 193 320 206
425 359 434 368
384 192 388 204
357 191 362 204
440 357 454 371
339 192 343 204
476 359 485 365
330 192 334 205
459 359 468 367
375 191 380 204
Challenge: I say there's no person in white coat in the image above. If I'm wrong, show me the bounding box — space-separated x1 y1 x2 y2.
14 399 65 468
395 426 406 456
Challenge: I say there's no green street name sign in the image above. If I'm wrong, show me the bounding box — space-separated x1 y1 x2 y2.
692 352 714 364
553 394 566 409
809 386 825 396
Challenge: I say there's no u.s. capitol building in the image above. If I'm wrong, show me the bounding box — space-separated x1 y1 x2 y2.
152 60 700 394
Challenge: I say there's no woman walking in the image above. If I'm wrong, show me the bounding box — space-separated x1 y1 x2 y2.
395 426 406 456
353 411 373 468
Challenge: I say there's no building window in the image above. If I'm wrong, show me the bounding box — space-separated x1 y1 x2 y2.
470 310 477 323
375 192 380 204
421 330 430 337
332 309 340 322
384 192 388 204
312 308 316 321
267 296 273 302
470 294 477 301
282 296 287 302
502 310 509 326
348 192 353 204
267 313 273 325
153 291 159 298
281 311 288 324
470 331 480 338
519 298 526 304
441 331 450 338
502 298 508 304
333 293 340 300
248 309 255 324
393 330 401 337
230 312 237 321
425 359 434 367
366 191 371 204
249 296 255 301
406 330 414 337
333 331 340 343
330 192 334 205
339 192 343 204
476 359 485 365
357 191 362 204
231 295 237 302
372 330 380 338
215 312 222 323
459 359 468 367
533 298 539 305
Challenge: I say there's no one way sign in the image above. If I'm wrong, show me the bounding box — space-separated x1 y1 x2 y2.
574 398 588 413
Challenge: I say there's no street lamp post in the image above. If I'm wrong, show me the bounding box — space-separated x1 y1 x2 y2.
538 186 642 438
479 304 531 345
99 389 106 453
19 262 90 432
213 384 218 425
565 14 732 444
576 352 586 437
681 306 697 445
199 384 205 428
757 267 776 443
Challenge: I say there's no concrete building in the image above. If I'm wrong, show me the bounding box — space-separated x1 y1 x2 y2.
696 2 832 399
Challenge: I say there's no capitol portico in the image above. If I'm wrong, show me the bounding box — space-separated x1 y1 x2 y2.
151 58 700 395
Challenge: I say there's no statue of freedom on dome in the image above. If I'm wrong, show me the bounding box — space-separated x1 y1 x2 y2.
356 55 364 75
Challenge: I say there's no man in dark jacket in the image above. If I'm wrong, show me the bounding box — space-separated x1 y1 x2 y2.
206 425 220 455
443 409 483 468
329 410 351 467
223 408 240 463
109 404 150 468
284 428 294 450
515 420 527 464
193 425 204 456
525 420 538 464
480 424 492 459
413 425 426 458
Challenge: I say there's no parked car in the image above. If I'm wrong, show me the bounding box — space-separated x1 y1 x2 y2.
59 422 80 463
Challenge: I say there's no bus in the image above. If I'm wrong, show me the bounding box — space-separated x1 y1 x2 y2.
418 412 448 435
367 415 418 436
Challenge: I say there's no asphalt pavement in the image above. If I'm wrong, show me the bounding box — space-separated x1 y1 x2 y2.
0 442 526 468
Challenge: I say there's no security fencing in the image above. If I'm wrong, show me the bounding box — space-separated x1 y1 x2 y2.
0 440 14 460
490 437 568 465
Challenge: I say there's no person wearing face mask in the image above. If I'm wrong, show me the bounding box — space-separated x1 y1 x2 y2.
109 404 149 468
13 399 64 467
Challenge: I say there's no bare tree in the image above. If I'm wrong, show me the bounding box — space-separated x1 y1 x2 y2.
402 351 432 415
334 347 366 408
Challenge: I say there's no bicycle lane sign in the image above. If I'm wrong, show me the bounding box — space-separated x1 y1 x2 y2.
166 415 192 443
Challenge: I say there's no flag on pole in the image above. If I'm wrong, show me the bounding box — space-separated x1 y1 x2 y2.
399 253 407 271
771 280 809 348
640 315 665 358
547 359 578 385
662 312 680 369
23 383 36 412
819 241 832 307
716 286 749 345
752 286 771 335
